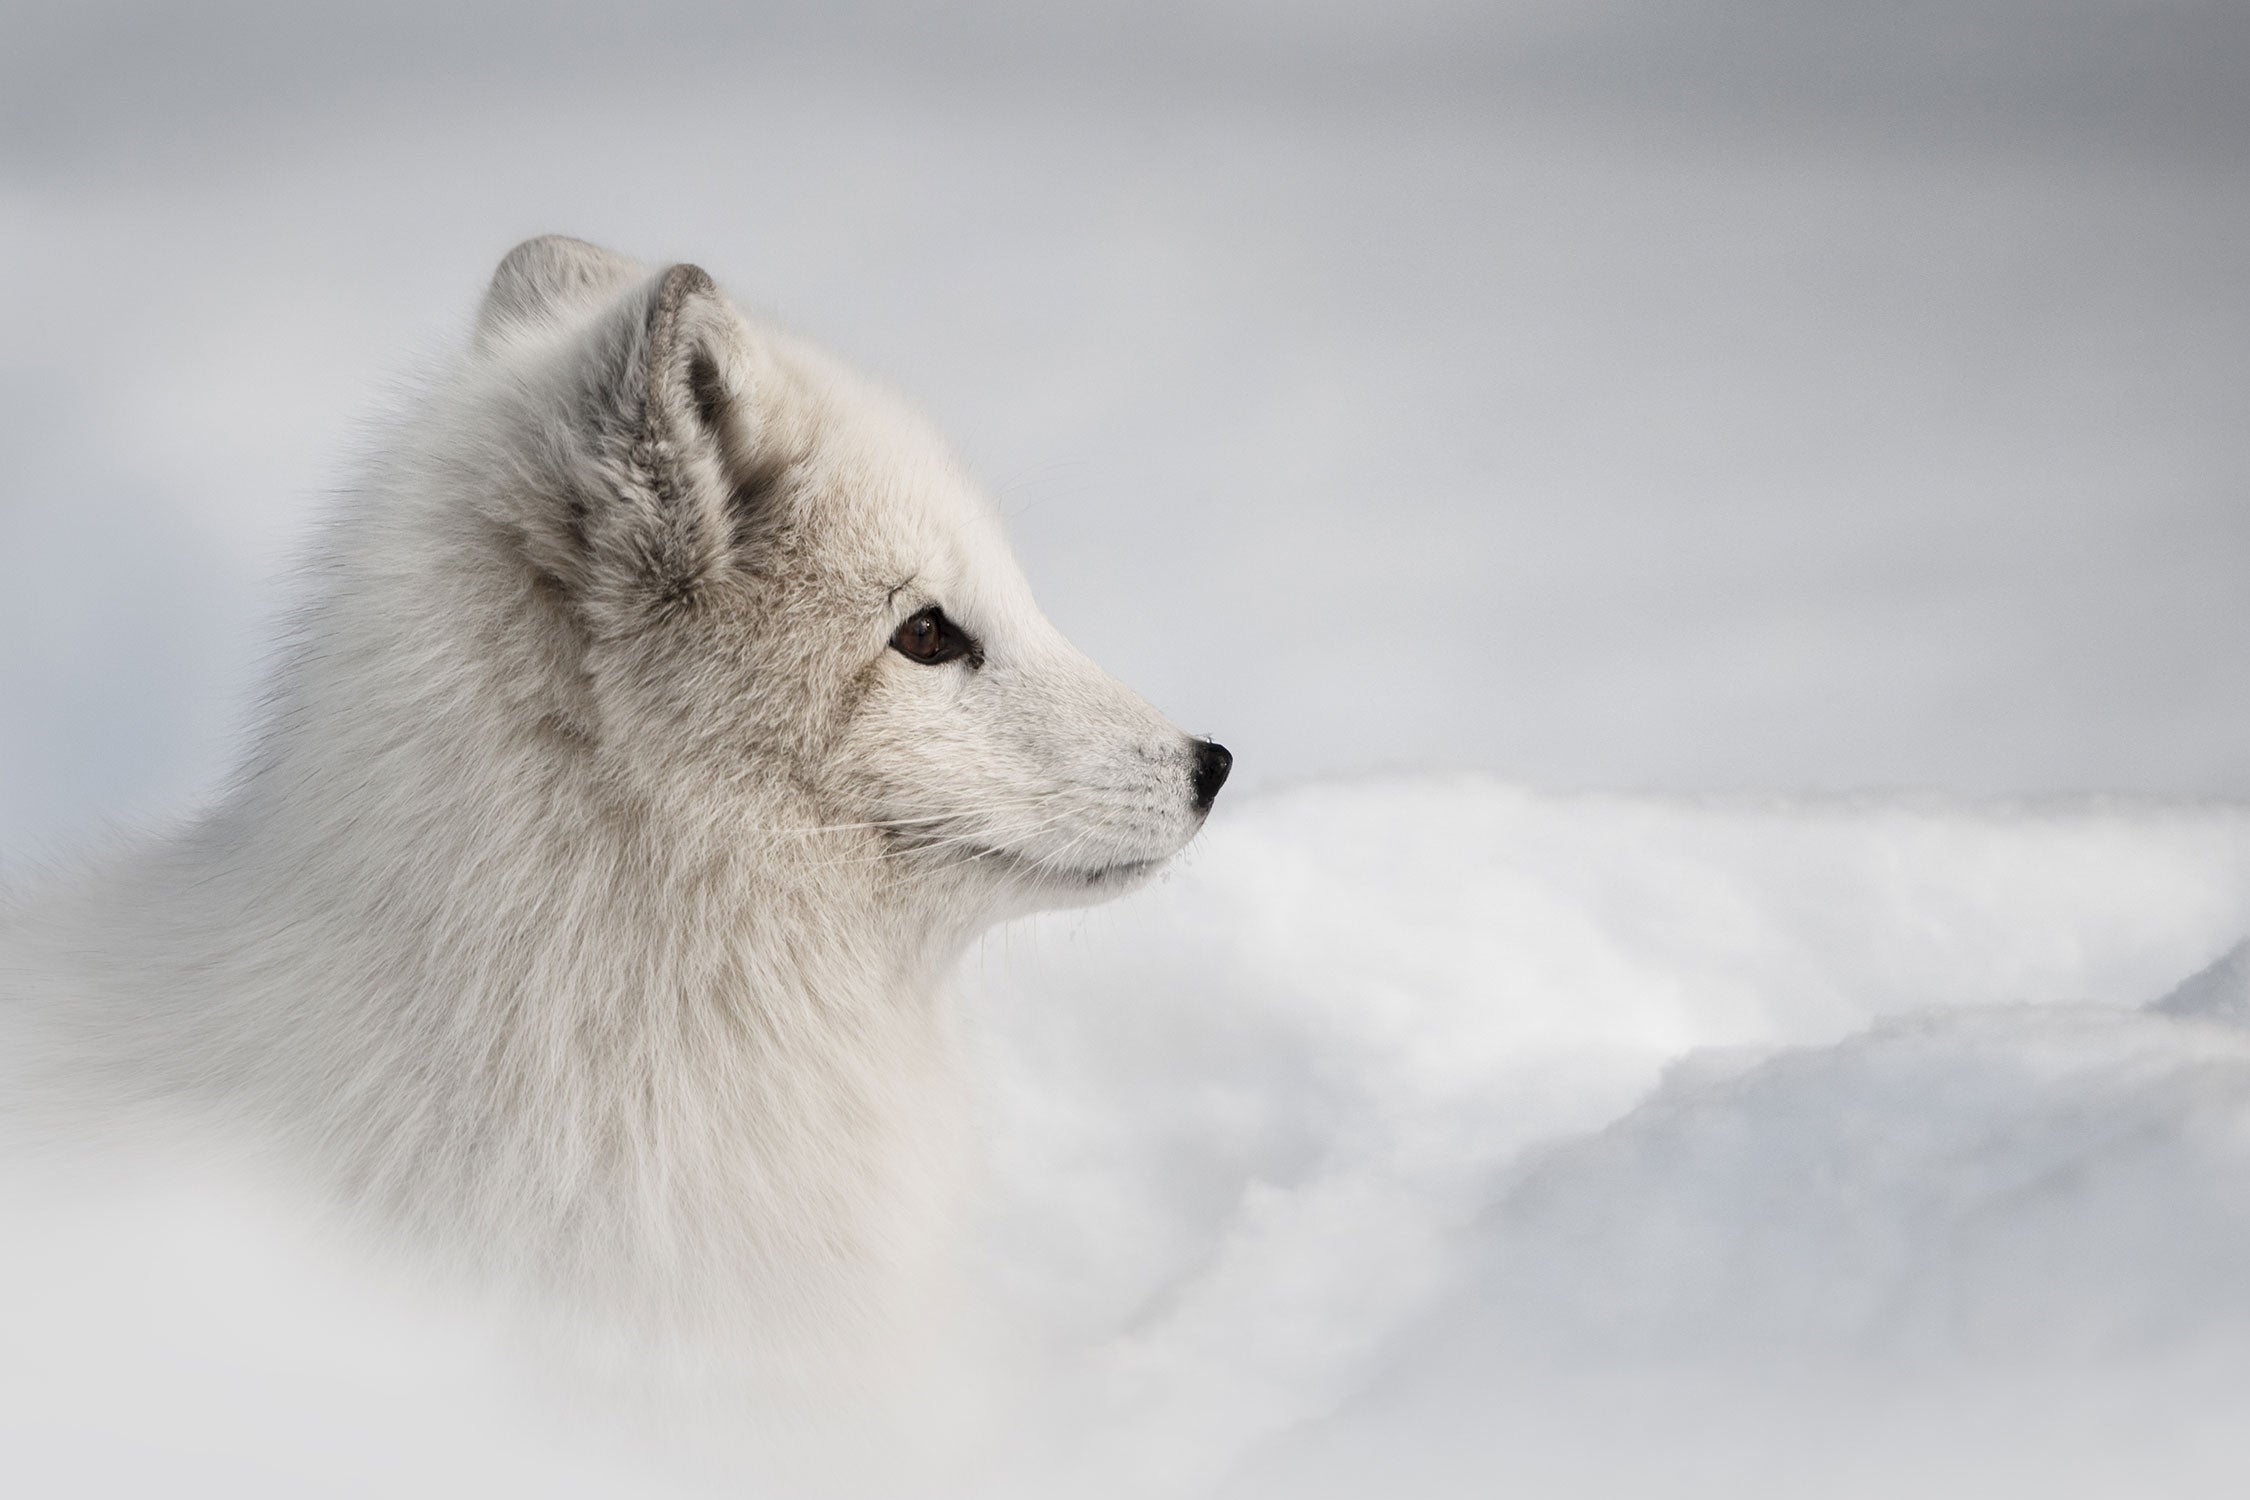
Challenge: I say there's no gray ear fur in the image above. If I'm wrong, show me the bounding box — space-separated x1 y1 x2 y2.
631 263 756 605
477 235 641 347
517 259 783 614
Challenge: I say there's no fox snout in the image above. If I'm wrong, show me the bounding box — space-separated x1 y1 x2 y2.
1191 739 1233 813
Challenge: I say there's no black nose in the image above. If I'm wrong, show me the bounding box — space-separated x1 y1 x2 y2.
1191 739 1233 811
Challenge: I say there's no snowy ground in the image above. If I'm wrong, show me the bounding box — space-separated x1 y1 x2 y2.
9 778 2250 1495
967 780 2250 1496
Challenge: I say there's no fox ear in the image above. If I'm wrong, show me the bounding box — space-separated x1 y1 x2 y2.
536 262 787 611
638 262 768 538
476 235 639 347
636 263 789 581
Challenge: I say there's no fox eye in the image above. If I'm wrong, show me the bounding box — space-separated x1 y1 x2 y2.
891 606 978 667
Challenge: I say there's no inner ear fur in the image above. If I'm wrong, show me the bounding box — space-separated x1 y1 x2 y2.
519 259 791 612
631 264 793 592
639 264 796 562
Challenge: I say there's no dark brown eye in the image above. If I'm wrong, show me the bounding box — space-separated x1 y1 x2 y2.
891 606 979 667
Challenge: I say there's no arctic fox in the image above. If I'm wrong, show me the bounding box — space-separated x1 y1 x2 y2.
1 237 1229 1371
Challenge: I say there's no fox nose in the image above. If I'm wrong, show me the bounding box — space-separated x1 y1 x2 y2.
1191 739 1233 812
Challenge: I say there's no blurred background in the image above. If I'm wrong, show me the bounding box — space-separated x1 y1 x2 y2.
3 0 2246 852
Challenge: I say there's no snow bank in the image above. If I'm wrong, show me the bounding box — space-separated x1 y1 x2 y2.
8 777 2250 1495
965 779 2250 1495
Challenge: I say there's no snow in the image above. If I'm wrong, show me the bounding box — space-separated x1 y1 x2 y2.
960 779 2250 1495
24 778 2248 1495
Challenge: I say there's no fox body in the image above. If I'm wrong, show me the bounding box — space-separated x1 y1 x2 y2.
1 238 1228 1369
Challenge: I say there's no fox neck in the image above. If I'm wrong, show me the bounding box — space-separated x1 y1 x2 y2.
127 707 970 1334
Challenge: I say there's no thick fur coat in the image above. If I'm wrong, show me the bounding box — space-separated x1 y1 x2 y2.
1 238 1228 1375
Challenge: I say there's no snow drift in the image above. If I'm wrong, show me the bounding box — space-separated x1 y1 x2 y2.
966 779 2250 1495
8 776 2250 1496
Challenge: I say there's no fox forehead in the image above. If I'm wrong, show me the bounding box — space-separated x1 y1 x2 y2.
787 437 1035 630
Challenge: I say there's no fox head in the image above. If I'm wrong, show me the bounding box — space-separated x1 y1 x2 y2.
416 236 1227 931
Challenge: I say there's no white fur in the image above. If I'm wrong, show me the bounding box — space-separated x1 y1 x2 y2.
0 238 1220 1382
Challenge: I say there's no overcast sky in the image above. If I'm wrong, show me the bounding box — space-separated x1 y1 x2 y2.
4 1 2247 857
